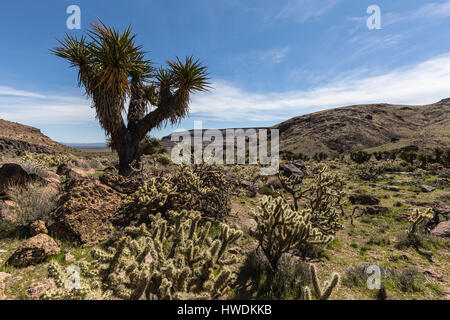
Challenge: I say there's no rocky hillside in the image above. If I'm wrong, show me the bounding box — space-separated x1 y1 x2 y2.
274 99 450 156
0 119 80 156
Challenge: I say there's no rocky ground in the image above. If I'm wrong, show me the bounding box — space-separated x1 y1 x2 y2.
0 151 448 300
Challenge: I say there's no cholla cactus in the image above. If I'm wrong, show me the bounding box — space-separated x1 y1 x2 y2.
251 196 332 270
91 210 242 300
278 170 304 211
42 262 92 300
279 164 345 235
302 265 340 300
409 208 433 237
21 151 75 167
303 165 345 235
125 164 231 222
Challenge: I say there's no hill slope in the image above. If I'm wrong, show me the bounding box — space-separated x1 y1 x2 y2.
274 99 450 156
0 119 81 156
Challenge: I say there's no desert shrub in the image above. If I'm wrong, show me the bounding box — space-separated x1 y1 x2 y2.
258 186 279 197
399 151 417 165
281 152 310 161
18 161 52 178
240 250 339 300
139 136 167 156
350 151 372 164
153 153 172 166
251 196 332 270
21 151 75 167
353 160 388 181
441 148 450 167
313 152 328 162
7 182 59 227
366 235 391 247
344 264 438 295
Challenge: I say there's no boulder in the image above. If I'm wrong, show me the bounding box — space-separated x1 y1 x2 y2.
65 167 94 179
26 279 56 299
6 234 60 266
49 177 125 244
420 185 436 193
361 206 390 215
382 185 401 192
349 193 380 205
279 163 304 178
57 162 95 178
29 220 48 236
64 252 75 263
0 163 32 192
265 175 283 189
430 221 450 237
72 159 91 170
240 180 258 196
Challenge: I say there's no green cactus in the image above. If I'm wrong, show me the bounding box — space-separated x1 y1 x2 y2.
21 151 75 167
278 164 345 235
251 196 332 270
42 262 92 300
91 210 242 300
302 264 340 300
409 208 433 237
124 164 231 223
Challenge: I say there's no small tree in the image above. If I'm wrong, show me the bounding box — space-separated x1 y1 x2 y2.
52 21 210 176
350 151 371 164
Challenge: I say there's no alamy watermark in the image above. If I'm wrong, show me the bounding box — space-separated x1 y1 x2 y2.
170 121 279 175
366 265 381 290
367 5 381 30
65 265 81 290
66 5 81 30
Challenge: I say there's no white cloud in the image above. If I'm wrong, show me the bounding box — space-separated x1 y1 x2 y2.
0 90 94 124
258 47 290 64
276 0 341 22
190 53 450 121
0 86 45 98
3 53 450 126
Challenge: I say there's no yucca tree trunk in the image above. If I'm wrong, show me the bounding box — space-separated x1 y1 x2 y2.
118 132 141 177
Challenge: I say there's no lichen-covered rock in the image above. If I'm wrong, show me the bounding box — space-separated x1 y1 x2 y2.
48 178 125 244
57 162 94 178
7 234 60 266
349 193 380 205
361 206 390 215
420 185 436 193
382 185 401 192
26 279 56 299
99 173 141 194
279 163 305 178
29 220 48 236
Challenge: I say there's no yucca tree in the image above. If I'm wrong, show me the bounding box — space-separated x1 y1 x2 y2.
51 21 210 176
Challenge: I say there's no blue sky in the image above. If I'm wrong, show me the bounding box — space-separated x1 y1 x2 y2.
1 0 450 143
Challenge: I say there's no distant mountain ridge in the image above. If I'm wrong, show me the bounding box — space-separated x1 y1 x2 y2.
162 99 450 156
0 119 82 156
274 99 450 156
